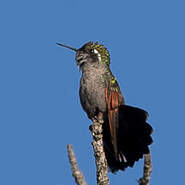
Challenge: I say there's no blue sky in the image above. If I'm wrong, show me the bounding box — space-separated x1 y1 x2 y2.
0 0 185 185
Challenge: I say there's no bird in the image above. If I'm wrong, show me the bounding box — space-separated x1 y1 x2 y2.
57 41 153 172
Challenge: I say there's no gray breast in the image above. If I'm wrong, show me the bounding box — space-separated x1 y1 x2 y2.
79 66 107 119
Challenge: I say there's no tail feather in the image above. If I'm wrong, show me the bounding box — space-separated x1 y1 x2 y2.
103 105 153 172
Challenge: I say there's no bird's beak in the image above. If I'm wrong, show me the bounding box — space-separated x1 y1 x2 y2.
56 43 78 52
56 42 84 68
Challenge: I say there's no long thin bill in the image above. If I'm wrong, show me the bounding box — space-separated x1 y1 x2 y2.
56 43 78 52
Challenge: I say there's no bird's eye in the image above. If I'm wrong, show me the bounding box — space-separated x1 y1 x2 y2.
89 49 94 53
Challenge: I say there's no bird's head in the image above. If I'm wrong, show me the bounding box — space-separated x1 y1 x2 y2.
56 41 110 69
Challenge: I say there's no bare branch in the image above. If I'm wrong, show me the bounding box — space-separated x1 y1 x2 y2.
90 116 109 185
138 154 152 185
67 144 87 185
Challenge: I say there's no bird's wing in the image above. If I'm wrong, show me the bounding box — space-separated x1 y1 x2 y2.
105 80 124 158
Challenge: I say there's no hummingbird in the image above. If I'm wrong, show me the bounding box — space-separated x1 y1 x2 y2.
57 41 153 172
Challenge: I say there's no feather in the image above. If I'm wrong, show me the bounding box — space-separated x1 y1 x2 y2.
103 104 153 172
105 87 120 158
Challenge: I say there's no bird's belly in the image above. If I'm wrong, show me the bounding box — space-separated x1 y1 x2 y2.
79 76 107 118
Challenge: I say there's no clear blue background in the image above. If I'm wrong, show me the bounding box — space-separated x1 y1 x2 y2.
0 0 185 185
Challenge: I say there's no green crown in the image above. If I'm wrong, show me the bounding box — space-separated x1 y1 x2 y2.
82 42 110 66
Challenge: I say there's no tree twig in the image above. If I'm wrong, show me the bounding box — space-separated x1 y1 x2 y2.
138 154 152 185
90 116 109 185
67 144 87 185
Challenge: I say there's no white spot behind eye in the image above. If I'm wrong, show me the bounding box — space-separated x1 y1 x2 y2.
93 49 98 54
93 49 101 62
